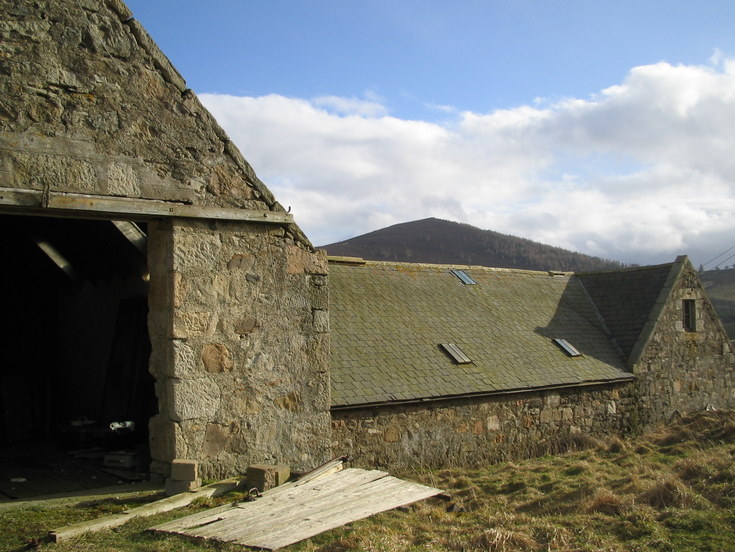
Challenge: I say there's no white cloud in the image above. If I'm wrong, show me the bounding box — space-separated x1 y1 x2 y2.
199 56 735 266
312 93 388 117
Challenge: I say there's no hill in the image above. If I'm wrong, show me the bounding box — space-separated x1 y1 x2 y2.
322 217 625 272
700 267 735 338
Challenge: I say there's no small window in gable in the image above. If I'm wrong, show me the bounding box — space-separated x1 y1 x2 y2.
450 269 477 285
439 343 472 364
683 299 696 332
553 338 582 357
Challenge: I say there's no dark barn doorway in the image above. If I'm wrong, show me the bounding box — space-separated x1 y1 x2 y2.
0 214 156 499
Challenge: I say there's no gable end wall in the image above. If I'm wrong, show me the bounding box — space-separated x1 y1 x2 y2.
631 261 735 426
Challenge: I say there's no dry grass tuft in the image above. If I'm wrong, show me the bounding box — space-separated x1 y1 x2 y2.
471 528 539 552
650 409 735 448
604 436 629 454
316 535 362 552
448 475 472 489
638 475 703 509
562 432 603 453
674 448 735 507
583 489 627 516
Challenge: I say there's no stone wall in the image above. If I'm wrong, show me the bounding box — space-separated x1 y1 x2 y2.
331 260 735 470
632 261 735 427
0 0 284 217
332 384 633 469
2 0 332 477
148 219 332 479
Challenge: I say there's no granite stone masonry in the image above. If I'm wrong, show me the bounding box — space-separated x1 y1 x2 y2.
332 385 633 469
147 219 332 479
2 0 733 481
329 257 735 469
0 0 278 213
1 0 331 480
629 261 735 426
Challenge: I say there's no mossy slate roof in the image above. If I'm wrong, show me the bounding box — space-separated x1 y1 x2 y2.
576 263 674 359
330 261 642 408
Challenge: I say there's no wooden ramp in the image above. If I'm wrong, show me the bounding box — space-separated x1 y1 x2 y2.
151 467 442 550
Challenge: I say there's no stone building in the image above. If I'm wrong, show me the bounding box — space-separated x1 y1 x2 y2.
0 0 331 481
1 0 732 486
329 256 735 467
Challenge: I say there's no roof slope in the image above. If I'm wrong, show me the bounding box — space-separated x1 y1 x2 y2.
577 262 676 360
330 261 632 408
0 0 310 245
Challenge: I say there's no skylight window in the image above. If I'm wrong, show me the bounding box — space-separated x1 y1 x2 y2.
450 269 477 285
553 338 582 357
439 343 472 364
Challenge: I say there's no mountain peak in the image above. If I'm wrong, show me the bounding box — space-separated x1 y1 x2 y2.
321 219 624 272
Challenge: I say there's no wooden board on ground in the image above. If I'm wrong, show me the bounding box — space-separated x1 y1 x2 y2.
150 468 443 550
50 478 241 541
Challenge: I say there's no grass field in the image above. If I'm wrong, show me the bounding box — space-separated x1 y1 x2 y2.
2 410 735 552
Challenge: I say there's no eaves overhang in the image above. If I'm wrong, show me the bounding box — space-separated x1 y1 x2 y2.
330 374 636 412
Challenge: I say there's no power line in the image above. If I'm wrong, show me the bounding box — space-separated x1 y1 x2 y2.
713 251 735 270
702 243 735 269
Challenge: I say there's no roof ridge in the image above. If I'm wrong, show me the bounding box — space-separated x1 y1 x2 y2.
327 258 573 276
575 260 676 277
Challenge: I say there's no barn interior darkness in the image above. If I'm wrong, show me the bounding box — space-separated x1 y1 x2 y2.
0 213 156 495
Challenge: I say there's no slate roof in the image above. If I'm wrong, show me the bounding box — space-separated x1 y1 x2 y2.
330 260 636 408
577 261 677 360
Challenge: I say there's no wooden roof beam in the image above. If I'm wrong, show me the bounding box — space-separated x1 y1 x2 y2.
0 187 294 224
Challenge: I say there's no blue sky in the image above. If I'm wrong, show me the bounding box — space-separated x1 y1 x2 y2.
126 1 735 267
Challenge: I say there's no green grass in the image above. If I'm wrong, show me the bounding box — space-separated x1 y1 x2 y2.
2 410 735 552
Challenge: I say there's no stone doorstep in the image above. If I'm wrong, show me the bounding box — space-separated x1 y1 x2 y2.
245 464 291 492
170 459 198 482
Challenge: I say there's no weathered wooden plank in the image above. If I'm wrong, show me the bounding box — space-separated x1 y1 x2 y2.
226 483 437 548
0 187 39 208
291 456 348 486
0 187 293 223
149 502 240 533
47 194 293 223
180 470 380 537
50 477 241 542
49 514 132 541
153 469 378 536
149 463 351 534
258 478 439 546
214 475 431 544
252 483 440 549
152 468 442 550
186 470 389 540
150 468 355 534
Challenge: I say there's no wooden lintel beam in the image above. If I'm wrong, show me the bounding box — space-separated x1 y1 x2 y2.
0 188 293 224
